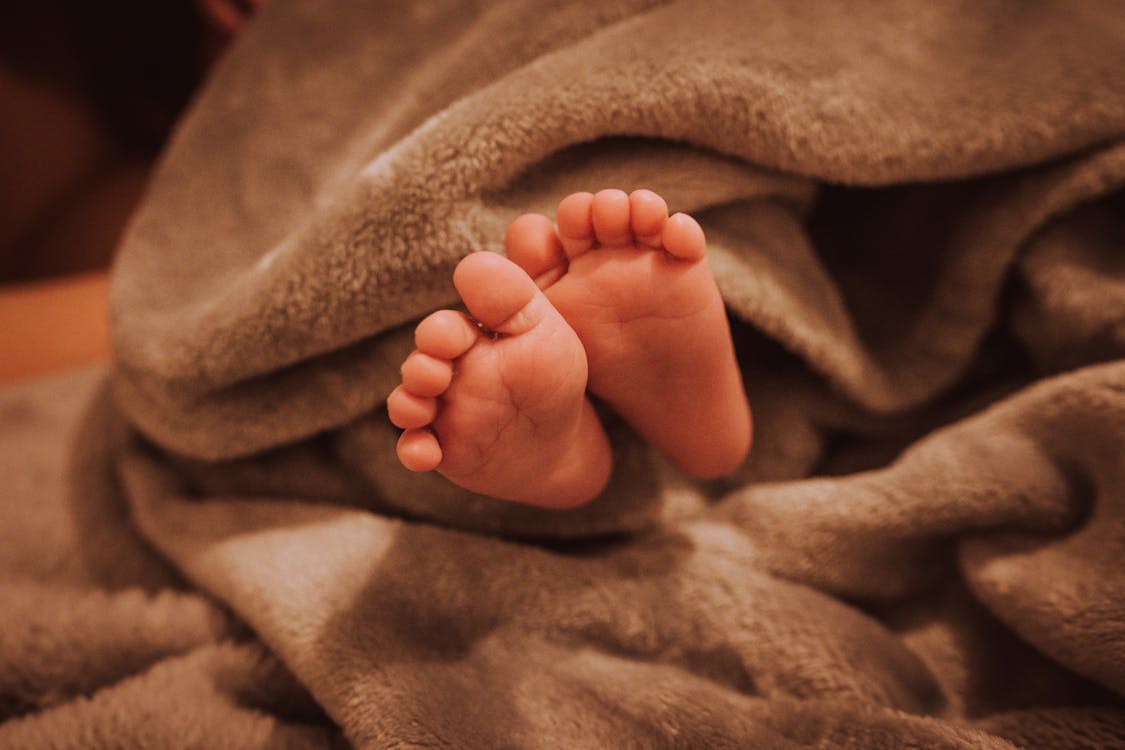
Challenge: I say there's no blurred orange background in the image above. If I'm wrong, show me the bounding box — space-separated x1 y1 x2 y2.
0 1 255 383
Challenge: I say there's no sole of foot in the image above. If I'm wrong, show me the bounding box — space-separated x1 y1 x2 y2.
387 251 612 508
504 188 752 478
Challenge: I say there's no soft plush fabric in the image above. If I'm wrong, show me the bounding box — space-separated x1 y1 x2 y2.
2 0 1124 747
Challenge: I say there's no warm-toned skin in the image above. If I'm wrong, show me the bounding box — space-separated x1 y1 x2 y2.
388 189 752 508
389 252 613 508
509 189 753 479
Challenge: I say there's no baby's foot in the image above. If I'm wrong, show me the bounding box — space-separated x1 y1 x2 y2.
387 252 612 508
505 189 752 477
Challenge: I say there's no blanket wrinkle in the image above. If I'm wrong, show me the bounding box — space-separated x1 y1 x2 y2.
3 0 1125 747
123 479 946 743
0 579 232 719
1012 191 1125 374
709 362 1122 600
110 0 1125 461
0 642 344 750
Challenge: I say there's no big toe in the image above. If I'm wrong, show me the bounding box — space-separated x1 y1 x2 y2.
452 252 548 335
505 213 567 288
556 191 595 258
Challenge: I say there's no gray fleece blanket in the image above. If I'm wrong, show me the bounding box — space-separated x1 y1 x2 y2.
3 0 1125 747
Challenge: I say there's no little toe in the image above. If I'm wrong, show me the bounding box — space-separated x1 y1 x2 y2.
629 189 668 248
397 428 443 472
415 309 479 360
556 192 596 258
505 213 567 288
662 212 707 261
591 189 632 247
453 252 549 335
401 351 452 397
388 385 438 430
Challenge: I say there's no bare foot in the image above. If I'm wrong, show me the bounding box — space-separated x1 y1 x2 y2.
505 189 752 478
387 251 612 508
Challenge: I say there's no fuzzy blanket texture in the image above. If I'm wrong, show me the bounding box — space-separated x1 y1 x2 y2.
3 0 1125 747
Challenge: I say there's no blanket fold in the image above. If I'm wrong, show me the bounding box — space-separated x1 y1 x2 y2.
3 0 1124 747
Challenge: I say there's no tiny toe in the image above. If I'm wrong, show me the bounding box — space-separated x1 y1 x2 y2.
453 252 546 334
415 310 479 360
629 189 668 247
505 213 567 288
662 212 707 261
397 428 443 472
387 385 438 429
401 351 453 397
556 192 595 259
591 189 632 247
